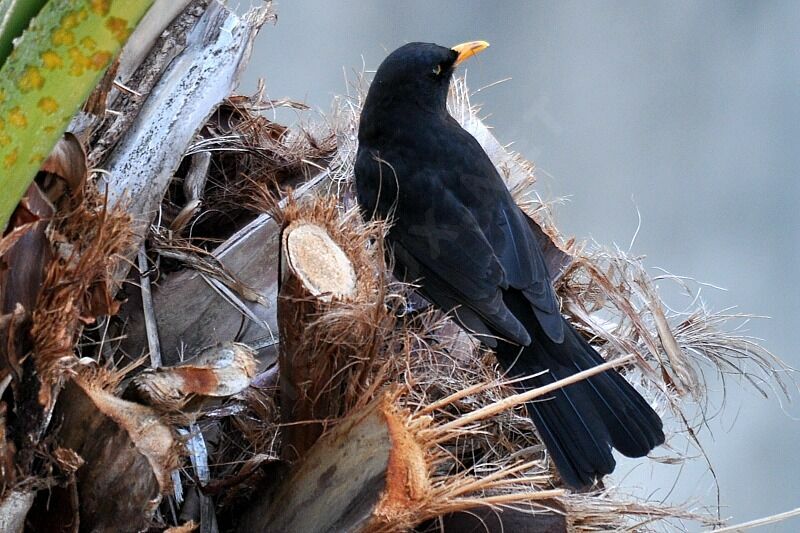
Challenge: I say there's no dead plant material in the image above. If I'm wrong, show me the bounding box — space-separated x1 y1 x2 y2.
37 132 88 209
87 0 214 167
228 76 789 531
206 386 281 510
558 241 792 436
165 520 199 533
0 185 51 264
561 491 720 530
118 170 335 371
416 504 566 533
0 490 35 533
134 342 257 409
30 187 132 407
238 393 428 533
102 2 274 286
52 446 85 476
0 184 53 420
8 17 780 526
713 506 800 532
0 402 15 492
0 305 26 386
241 264 641 532
54 365 181 532
0 184 53 317
81 56 120 129
189 92 336 232
244 364 609 533
183 151 212 203
193 75 790 532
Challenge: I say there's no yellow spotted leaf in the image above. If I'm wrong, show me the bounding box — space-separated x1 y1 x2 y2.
0 0 155 230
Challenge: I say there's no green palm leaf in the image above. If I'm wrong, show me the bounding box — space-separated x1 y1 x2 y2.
0 0 155 231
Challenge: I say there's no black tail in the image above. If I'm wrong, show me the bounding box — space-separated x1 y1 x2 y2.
494 292 664 489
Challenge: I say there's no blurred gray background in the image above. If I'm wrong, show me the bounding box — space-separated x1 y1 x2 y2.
238 1 799 530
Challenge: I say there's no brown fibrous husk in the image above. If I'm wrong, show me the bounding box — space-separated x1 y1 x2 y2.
30 185 133 407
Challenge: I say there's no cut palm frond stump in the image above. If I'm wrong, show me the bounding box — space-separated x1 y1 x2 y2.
277 220 359 458
241 394 428 533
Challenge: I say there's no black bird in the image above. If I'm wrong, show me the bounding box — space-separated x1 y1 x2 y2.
354 41 664 488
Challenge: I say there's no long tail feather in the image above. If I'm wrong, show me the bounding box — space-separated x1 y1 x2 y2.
495 291 664 488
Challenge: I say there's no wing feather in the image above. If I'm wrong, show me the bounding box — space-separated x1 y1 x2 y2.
356 123 565 345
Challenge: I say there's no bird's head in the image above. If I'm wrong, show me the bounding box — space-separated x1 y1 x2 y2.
362 41 489 119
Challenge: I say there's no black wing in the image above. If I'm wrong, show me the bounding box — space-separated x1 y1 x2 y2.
356 123 565 345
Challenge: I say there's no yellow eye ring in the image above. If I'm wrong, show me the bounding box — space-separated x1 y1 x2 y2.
432 64 442 75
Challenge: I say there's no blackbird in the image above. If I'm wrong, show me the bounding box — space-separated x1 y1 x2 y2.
354 41 664 488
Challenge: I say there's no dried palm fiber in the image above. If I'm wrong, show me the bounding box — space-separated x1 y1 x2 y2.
178 91 337 243
264 192 392 458
239 269 709 531
227 199 691 531
30 183 133 408
0 165 135 529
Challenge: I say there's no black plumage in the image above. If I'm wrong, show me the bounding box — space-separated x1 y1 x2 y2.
355 41 664 488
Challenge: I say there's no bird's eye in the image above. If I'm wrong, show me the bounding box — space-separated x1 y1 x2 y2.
432 64 442 76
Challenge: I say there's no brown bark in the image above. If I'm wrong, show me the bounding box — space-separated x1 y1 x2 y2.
52 377 179 533
238 395 429 533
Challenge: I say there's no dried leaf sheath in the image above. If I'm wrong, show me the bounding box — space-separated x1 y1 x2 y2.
240 394 428 533
53 366 180 532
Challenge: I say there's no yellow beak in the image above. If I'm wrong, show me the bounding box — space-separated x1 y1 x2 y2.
451 40 490 66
